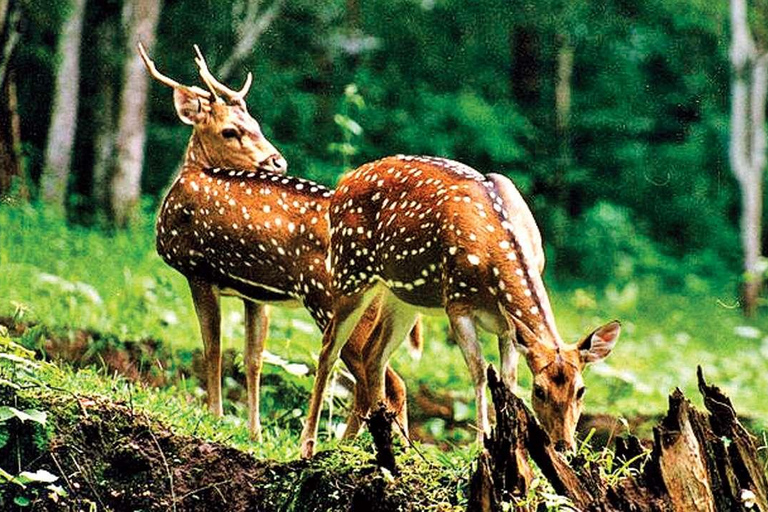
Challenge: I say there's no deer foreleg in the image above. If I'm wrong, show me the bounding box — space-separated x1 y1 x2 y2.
300 289 379 458
244 301 268 441
498 332 520 394
449 312 489 442
188 279 223 417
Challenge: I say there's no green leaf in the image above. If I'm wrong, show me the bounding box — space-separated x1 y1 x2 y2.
14 495 31 506
0 466 16 482
47 483 68 497
0 378 21 390
0 407 47 425
0 352 38 367
0 426 10 450
0 406 15 422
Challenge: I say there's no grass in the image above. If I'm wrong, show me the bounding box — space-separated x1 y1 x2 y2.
1 201 767 445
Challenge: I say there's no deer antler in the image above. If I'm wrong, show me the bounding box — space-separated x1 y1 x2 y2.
193 44 253 103
137 41 212 98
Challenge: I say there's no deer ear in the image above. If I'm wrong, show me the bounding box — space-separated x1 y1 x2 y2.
173 88 209 125
578 321 620 364
508 315 534 355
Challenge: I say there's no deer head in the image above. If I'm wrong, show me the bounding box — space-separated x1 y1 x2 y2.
138 42 286 174
515 319 621 450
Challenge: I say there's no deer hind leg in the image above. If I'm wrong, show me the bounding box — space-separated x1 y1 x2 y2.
363 294 418 433
300 286 380 458
384 364 409 438
340 314 381 439
188 278 223 417
448 310 489 443
244 301 268 442
341 293 384 438
342 320 409 439
340 294 409 439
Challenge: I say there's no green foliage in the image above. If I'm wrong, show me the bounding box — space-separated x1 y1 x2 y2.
13 0 749 286
571 428 651 487
327 84 366 171
0 333 64 509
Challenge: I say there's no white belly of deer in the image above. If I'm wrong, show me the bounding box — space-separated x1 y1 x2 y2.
219 287 302 308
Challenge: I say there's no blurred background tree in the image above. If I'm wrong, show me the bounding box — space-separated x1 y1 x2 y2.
2 0 766 312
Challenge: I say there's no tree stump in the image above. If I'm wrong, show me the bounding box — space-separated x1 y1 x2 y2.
367 402 400 476
471 365 768 511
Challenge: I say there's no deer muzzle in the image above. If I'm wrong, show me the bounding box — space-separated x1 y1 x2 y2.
260 154 287 174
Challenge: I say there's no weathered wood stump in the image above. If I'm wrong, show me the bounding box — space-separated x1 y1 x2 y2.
368 402 400 476
471 365 768 511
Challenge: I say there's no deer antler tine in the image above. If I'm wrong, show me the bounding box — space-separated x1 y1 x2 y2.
138 41 211 98
193 44 222 102
138 41 181 89
238 72 253 99
193 44 248 103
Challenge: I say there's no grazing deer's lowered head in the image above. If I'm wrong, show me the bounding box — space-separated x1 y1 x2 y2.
138 42 286 174
513 317 620 450
488 172 621 450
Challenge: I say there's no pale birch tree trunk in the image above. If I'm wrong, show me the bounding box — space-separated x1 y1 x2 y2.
109 0 162 228
729 0 768 316
550 34 574 249
217 0 284 81
555 36 573 169
40 0 87 211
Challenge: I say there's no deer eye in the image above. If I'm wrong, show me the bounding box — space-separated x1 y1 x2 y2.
534 385 546 401
576 386 586 400
221 128 240 139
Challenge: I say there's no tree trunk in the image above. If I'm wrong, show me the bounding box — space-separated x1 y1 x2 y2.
109 0 162 228
217 0 284 81
555 35 573 169
40 0 87 212
551 34 575 249
729 0 768 316
0 0 24 199
0 70 25 199
91 17 118 216
509 26 540 106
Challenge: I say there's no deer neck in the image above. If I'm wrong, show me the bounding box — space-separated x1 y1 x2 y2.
182 132 215 171
495 225 564 352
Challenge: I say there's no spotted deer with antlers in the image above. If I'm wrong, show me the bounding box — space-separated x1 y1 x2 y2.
300 155 620 457
141 45 419 441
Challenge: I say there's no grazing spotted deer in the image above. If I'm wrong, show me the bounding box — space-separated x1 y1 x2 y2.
141 45 418 441
300 155 620 457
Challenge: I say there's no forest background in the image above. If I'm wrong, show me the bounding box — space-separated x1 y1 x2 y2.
2 0 768 455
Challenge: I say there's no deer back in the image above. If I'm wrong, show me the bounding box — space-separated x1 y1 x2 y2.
329 155 559 345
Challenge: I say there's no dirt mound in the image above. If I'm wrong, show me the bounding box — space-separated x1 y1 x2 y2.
2 388 461 511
